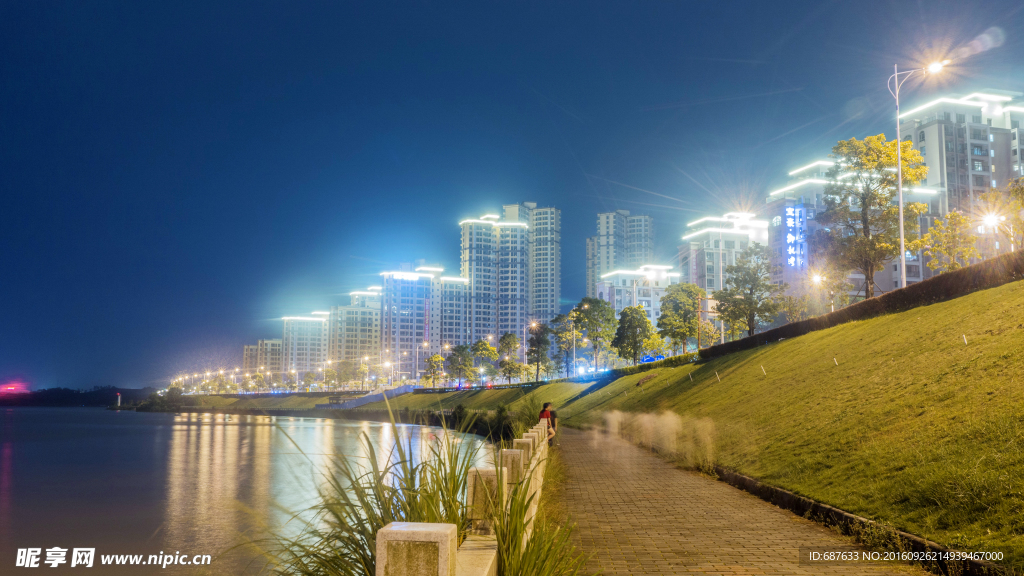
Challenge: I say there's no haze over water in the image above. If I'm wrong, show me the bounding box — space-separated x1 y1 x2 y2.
0 408 487 574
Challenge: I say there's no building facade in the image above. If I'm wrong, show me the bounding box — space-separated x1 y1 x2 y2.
459 202 561 345
328 286 382 364
898 90 1023 216
594 264 680 321
586 210 655 297
256 339 282 375
242 345 258 373
378 265 471 383
282 316 328 378
678 212 769 292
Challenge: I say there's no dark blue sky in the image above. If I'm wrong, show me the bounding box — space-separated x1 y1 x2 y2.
2 1 1021 389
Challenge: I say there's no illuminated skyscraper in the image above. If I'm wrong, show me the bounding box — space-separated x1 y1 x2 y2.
378 264 469 383
585 210 654 297
282 315 328 379
328 286 382 364
460 202 561 347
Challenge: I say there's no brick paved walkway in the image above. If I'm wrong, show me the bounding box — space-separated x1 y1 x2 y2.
559 428 921 575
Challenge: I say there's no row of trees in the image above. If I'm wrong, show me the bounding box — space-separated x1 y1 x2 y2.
814 135 1023 296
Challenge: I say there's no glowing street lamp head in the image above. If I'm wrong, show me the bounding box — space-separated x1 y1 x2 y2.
983 214 1001 227
927 61 945 74
812 274 823 284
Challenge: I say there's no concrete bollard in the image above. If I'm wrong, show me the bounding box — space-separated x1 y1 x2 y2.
467 467 509 534
523 432 539 450
376 522 457 576
512 438 533 465
499 448 524 484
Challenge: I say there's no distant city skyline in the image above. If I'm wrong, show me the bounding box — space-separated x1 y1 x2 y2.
2 1 1021 387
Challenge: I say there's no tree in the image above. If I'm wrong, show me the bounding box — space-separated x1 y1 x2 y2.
302 371 316 390
697 319 721 348
643 333 668 357
778 294 811 324
357 363 369 389
498 357 523 385
323 368 337 389
815 134 929 298
574 298 617 371
656 283 706 353
445 345 475 386
922 210 980 273
471 339 498 368
251 372 265 392
497 333 520 364
423 354 444 388
526 323 551 382
713 242 787 337
550 313 582 376
978 181 1024 253
611 306 654 365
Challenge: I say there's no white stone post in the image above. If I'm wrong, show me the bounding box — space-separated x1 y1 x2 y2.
512 438 533 464
376 522 457 576
467 467 509 534
499 448 524 484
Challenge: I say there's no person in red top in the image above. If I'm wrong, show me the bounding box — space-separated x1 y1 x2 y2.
539 402 557 446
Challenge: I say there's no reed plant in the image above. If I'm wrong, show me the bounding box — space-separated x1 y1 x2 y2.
489 452 588 576
260 404 587 576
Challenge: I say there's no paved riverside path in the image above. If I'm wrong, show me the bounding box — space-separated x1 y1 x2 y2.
559 428 922 575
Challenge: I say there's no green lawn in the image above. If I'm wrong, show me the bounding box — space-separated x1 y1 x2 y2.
556 279 1024 565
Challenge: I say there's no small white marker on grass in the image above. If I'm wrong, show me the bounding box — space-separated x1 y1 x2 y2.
715 371 721 383
834 357 838 366
689 373 693 382
760 365 767 376
963 334 968 345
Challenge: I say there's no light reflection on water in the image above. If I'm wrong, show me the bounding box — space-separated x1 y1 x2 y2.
1 408 488 575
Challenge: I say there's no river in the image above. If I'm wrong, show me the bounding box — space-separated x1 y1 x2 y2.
0 407 488 574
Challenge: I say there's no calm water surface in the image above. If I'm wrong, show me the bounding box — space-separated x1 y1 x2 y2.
0 407 487 574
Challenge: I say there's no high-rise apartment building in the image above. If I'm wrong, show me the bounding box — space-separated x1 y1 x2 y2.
328 286 382 364
256 339 282 375
242 339 282 376
522 204 561 324
379 264 469 383
242 345 258 373
460 202 561 343
282 315 328 377
585 210 655 297
898 90 1023 215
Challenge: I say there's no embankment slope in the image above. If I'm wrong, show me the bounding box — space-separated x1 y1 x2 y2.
559 279 1024 563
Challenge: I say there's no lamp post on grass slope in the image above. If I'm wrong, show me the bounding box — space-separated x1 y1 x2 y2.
888 60 946 290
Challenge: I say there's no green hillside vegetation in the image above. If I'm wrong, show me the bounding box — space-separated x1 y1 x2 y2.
355 381 587 413
556 279 1024 564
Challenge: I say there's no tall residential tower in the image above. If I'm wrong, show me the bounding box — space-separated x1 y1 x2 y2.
585 210 655 297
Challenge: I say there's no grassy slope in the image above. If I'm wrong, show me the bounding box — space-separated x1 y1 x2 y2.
558 280 1024 563
355 381 588 413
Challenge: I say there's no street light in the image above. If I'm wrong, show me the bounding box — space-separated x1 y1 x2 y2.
523 321 537 367
812 274 835 313
888 59 947 290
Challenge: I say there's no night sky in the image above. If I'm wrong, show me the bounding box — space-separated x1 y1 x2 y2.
2 1 1022 389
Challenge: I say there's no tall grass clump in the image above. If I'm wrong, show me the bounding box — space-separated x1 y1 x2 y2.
261 409 480 576
490 453 588 576
260 404 587 576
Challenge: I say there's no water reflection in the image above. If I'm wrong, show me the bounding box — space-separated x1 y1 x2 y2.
160 413 488 572
2 409 488 575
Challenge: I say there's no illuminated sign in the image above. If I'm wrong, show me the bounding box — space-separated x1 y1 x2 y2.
785 206 805 268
